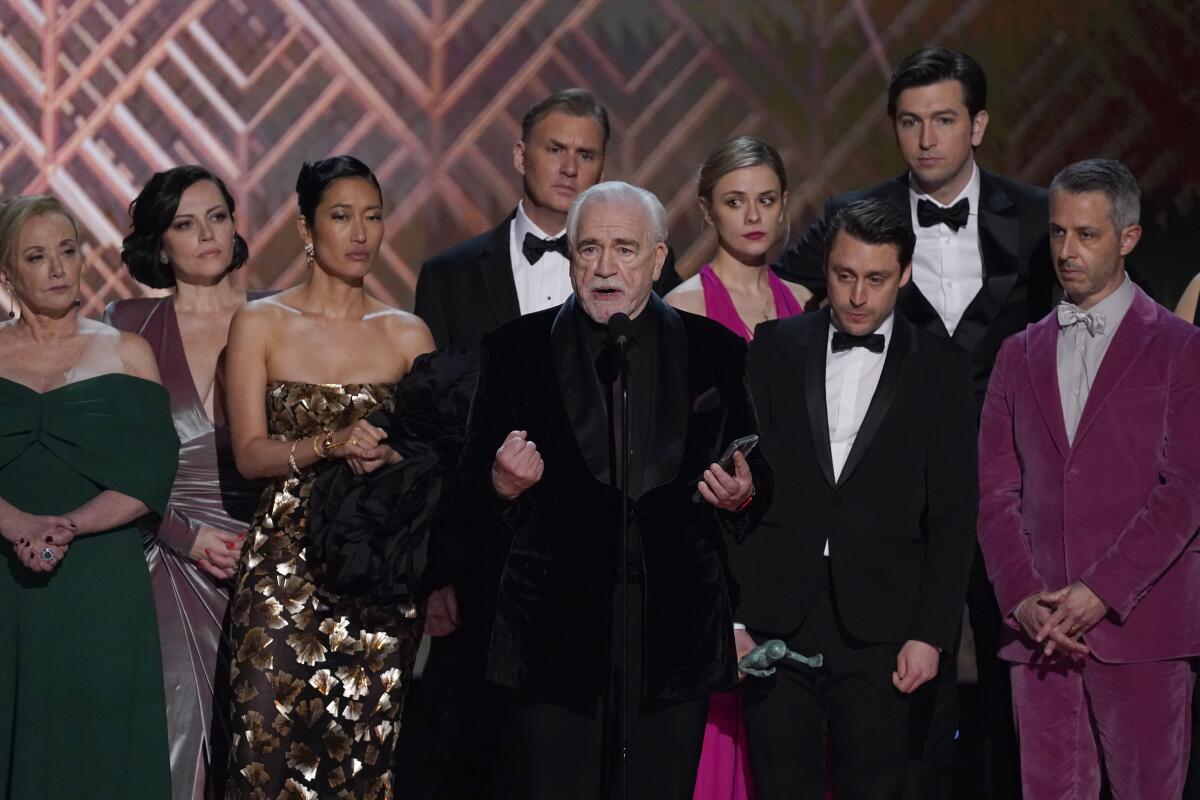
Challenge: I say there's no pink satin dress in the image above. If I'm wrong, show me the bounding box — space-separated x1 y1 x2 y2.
692 265 802 800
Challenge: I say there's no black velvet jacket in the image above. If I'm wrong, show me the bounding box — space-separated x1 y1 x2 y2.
459 294 772 700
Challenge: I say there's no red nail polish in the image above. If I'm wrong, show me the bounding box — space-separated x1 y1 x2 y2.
226 541 237 550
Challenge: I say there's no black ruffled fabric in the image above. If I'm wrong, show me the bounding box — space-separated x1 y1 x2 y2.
306 346 478 606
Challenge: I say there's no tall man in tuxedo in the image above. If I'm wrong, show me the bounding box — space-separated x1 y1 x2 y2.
459 181 770 800
977 159 1200 799
739 199 977 799
415 88 680 348
775 47 1050 793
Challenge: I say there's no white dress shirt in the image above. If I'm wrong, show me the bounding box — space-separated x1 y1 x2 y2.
509 200 573 315
908 163 984 336
823 313 894 555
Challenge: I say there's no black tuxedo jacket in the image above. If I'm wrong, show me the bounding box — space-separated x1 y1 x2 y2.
736 309 976 652
459 294 773 700
414 209 682 348
775 168 1053 412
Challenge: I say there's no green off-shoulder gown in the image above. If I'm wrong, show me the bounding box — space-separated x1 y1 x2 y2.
0 374 180 800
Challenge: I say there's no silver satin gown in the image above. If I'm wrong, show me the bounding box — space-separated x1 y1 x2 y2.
107 296 267 800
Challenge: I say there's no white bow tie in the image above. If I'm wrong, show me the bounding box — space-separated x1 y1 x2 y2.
1057 303 1106 337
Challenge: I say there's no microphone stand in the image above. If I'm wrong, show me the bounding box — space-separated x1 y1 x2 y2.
616 336 630 800
598 314 632 800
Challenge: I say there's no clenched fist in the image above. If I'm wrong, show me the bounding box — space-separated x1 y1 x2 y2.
492 430 544 500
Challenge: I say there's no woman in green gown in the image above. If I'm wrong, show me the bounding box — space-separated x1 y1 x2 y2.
0 195 180 799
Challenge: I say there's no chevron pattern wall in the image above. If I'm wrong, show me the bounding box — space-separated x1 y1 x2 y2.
2 1 1196 317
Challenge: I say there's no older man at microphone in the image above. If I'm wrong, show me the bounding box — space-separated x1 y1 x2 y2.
457 180 771 800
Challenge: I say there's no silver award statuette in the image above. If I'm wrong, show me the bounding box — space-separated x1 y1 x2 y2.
738 639 823 678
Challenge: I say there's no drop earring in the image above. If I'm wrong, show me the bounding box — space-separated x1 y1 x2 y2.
159 251 169 265
304 243 315 269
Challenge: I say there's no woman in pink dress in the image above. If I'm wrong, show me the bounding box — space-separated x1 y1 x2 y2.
666 135 809 800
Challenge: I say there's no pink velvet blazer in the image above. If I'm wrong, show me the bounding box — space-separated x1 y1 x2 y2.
978 285 1200 664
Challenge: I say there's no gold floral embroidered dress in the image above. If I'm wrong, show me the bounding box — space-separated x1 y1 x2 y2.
226 382 421 800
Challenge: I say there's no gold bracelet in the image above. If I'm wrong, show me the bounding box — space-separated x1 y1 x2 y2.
288 440 301 476
312 431 334 459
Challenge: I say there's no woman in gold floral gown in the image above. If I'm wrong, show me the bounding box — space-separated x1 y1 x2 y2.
224 156 436 800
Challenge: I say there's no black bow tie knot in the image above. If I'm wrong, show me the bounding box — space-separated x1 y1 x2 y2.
916 197 970 232
831 331 885 354
522 232 569 264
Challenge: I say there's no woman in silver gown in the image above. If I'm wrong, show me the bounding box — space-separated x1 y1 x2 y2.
108 166 266 800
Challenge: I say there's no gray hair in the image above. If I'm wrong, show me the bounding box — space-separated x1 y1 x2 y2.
1050 158 1141 232
566 181 668 250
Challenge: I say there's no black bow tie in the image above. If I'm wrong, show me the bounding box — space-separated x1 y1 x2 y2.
522 232 569 264
831 331 885 354
916 197 970 232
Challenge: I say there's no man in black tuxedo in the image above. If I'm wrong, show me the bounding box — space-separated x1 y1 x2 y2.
459 180 770 800
415 88 680 349
774 47 1047 796
738 199 977 799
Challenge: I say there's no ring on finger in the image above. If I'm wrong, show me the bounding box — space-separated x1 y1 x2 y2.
40 547 55 562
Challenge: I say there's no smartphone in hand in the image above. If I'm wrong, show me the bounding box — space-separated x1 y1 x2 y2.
692 434 760 503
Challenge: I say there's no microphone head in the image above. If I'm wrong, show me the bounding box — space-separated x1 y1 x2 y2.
606 312 633 346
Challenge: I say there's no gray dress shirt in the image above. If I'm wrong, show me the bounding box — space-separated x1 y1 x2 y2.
1057 274 1136 444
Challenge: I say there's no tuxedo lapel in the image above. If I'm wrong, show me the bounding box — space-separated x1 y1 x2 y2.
880 175 946 336
641 295 688 495
478 211 521 326
952 169 1020 355
805 309 837 488
1071 287 1161 447
1026 312 1070 458
550 296 610 485
836 313 917 488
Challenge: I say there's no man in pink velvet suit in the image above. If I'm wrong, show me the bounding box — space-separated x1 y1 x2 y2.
978 158 1200 799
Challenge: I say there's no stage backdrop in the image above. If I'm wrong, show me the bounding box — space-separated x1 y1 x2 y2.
2 0 1197 318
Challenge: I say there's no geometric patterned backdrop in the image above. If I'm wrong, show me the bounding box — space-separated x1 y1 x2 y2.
2 0 1198 319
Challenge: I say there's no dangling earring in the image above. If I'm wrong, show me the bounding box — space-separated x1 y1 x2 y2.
3 285 13 319
159 251 169 265
304 243 315 269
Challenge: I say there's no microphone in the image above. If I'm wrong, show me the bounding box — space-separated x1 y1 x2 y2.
606 312 632 349
595 313 631 385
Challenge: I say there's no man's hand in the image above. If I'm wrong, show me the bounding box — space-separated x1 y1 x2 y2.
1034 581 1107 658
424 585 460 637
734 627 758 682
892 640 939 694
697 450 754 511
491 430 544 500
1013 593 1057 643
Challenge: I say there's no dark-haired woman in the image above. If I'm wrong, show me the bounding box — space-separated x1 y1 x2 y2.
107 165 267 800
224 155 435 798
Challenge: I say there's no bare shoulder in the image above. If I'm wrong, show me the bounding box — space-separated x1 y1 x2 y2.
1175 272 1200 322
230 293 291 337
779 277 814 307
664 275 706 315
116 331 162 383
367 304 436 360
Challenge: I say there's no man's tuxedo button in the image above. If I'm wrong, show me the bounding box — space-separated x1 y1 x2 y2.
831 496 843 508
